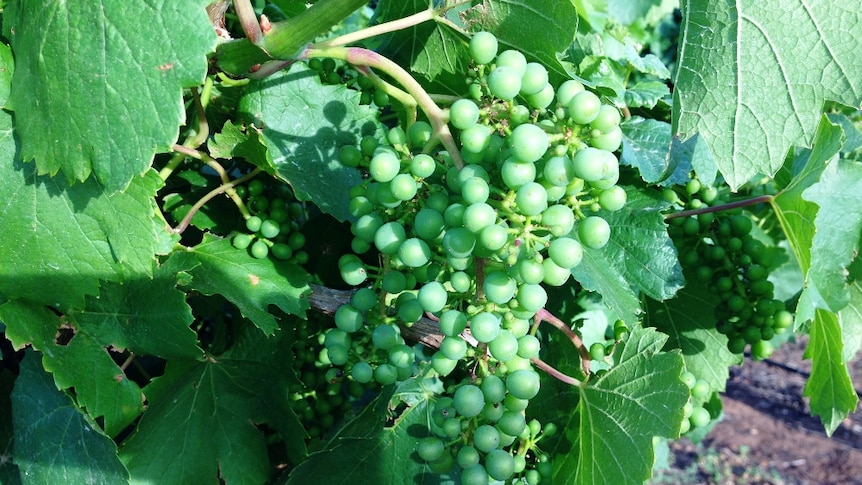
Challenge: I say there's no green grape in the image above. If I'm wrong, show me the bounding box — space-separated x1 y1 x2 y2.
542 155 575 186
443 227 476 258
250 240 269 259
506 369 540 399
453 384 485 417
406 121 432 148
388 344 414 368
526 82 555 110
689 406 711 428
259 219 280 239
515 182 549 216
541 204 576 237
680 371 697 389
589 342 606 361
440 309 468 336
590 126 623 152
567 90 601 124
458 446 481 468
516 284 547 313
382 271 407 294
325 344 349 366
271 243 293 260
352 211 384 241
470 311 501 343
431 351 457 376
417 437 446 462
590 105 622 133
410 153 436 178
519 62 549 96
288 231 305 250
484 271 517 304
504 394 529 412
334 304 363 333
485 449 515 481
489 330 519 361
369 151 400 183
348 196 373 218
360 136 379 156
469 31 498 64
248 179 265 196
399 237 432 268
496 50 527 76
501 158 537 189
418 281 448 312
389 173 418 201
233 233 253 250
691 379 710 399
450 271 472 293
478 224 508 252
440 336 467 360
578 216 611 249
462 176 490 204
246 215 263 233
488 66 522 100
473 424 501 452
751 339 774 360
480 375 506 403
373 89 389 107
774 310 793 329
414 208 445 241
556 79 585 107
339 258 367 285
351 361 373 383
509 124 549 163
397 298 424 323
450 99 481 130
572 147 616 182
374 221 407 255
548 237 583 269
387 126 408 146
517 259 545 285
461 465 489 485
339 145 363 167
460 123 493 154
374 363 398 385
497 410 527 436
517 334 541 359
464 202 497 233
542 258 571 286
372 324 400 350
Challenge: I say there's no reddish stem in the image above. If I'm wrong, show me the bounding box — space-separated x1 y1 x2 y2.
665 194 773 220
535 308 591 376
531 357 581 386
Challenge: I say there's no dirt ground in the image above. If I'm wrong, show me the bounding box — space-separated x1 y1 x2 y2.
652 337 862 485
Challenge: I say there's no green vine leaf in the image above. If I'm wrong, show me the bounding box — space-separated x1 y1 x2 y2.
120 321 306 485
12 352 130 484
620 117 673 183
554 327 688 485
3 0 216 191
0 43 12 109
239 64 384 221
673 0 862 189
170 234 311 335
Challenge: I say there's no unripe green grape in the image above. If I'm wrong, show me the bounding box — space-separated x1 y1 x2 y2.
689 406 711 428
556 79 585 107
482 401 505 422
520 62 549 96
751 339 774 360
372 89 389 107
462 176 490 204
680 371 697 389
473 424 501 452
351 362 373 383
568 90 601 124
516 284 548 314
484 449 515 481
387 126 408 146
471 312 501 343
464 202 497 233
246 216 263 233
460 123 493 154
352 211 384 241
548 237 583 269
541 204 576 237
382 271 407 294
259 219 280 239
335 304 363 333
444 201 466 227
506 369 541 399
479 224 508 252
368 151 400 183
414 208 445 241
389 173 417 201
248 179 265 196
348 288 375 313
338 145 363 167
450 99 481 130
481 375 506 403
417 437 445 462
588 342 605 361
443 227 476 258
418 281 448 312
501 158 537 189
526 82 555 109
484 270 517 304
774 310 793 329
373 363 398 385
439 309 468 336
517 259 545 285
691 379 710 399
397 298 424 323
517 334 541 359
450 271 472 293
590 104 622 131
542 155 575 187
516 182 549 216
348 196 373 218
572 147 617 182
457 446 481 469
496 49 527 76
372 324 400 350
453 384 485 417
488 66 522 100
542 258 571 286
399 237 432 268
461 465 489 485
578 216 611 249
508 317 531 338
388 344 414 368
439 335 467 360
509 124 549 163
497 410 527 436
503 394 529 412
374 221 407 255
409 154 435 179
250 240 269 259
489 330 519 361
590 126 623 152
271 243 293 260
431 351 457 376
232 233 253 250
469 31 498 64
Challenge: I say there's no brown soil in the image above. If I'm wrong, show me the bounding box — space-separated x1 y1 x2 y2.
656 337 862 485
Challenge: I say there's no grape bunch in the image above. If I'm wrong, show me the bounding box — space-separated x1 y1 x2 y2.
666 178 793 358
318 31 629 484
230 177 309 263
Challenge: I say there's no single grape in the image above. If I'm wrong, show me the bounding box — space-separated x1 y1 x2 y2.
572 147 616 182
501 158 537 189
248 179 265 196
462 176 490 204
517 334 541 359
488 66 522 100
464 202 497 233
399 237 432 268
351 362 373 383
431 351 457 376
489 330 519 361
526 82 555 110
246 216 263 233
689 406 711 428
556 80 585 107
496 50 527 76
418 281 448 312
460 123 493 154
590 126 623 152
481 375 506 403
374 363 398 385
368 151 400 183
250 240 269 259
372 324 400 350
259 219 280 239
469 31 498 64
516 182 549 216
443 227 477 258
453 384 485 417
589 342 605 360
440 336 467 360
568 90 601 124
541 204 576 237
457 446 481 468
548 237 583 269
680 371 697 389
397 298 424 323
417 437 445 462
520 62 549 96
473 424 501 452
578 216 611 249
461 464 489 485
483 270 517 305
334 304 363 333
374 221 407 255
542 258 571 286
542 155 575 187
233 233 253 250
516 284 548 314
485 449 515 481
509 124 549 163
470 312 502 343
450 99 481 130
506 369 541 399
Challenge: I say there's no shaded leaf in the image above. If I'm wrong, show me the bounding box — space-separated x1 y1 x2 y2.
624 80 670 109
4 0 216 190
620 117 672 183
673 0 862 189
0 43 12 109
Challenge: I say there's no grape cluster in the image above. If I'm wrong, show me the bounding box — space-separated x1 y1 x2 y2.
319 31 629 484
666 178 793 358
308 56 390 108
678 370 715 434
231 177 309 263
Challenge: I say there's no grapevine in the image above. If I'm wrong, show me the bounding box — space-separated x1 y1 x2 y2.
0 2 860 485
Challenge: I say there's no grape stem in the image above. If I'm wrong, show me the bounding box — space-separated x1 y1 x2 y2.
172 166 263 234
531 357 582 386
232 0 264 45
300 45 464 168
534 308 591 376
159 88 209 181
665 194 774 220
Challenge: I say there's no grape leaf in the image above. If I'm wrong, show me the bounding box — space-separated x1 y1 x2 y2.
12 352 129 484
673 0 862 189
0 370 20 484
0 43 12 109
284 376 451 485
608 0 665 26
554 327 688 485
170 234 311 335
0 300 144 437
666 133 717 187
644 284 740 393
801 159 862 313
120 320 306 485
624 80 670 109
208 120 270 168
620 117 673 183
803 309 859 435
840 280 862 363
3 0 216 191
239 64 383 221
571 189 683 324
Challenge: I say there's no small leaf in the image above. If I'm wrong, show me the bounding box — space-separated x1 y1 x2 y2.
666 133 717 187
239 64 383 221
620 117 672 183
4 0 216 190
608 0 666 26
208 120 271 168
12 352 130 484
555 327 688 485
673 0 862 189
624 80 670 109
171 234 311 335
